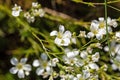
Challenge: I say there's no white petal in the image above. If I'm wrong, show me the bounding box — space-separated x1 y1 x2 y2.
90 20 99 30
41 53 48 60
20 58 27 64
10 67 18 74
18 70 25 78
73 50 79 56
99 17 104 22
33 59 40 67
54 38 62 46
63 31 71 38
87 32 94 38
46 66 51 72
111 64 118 70
96 34 103 40
10 57 18 65
115 32 120 38
59 25 65 33
12 11 20 17
67 52 75 58
80 51 88 59
23 64 31 71
50 30 58 36
36 67 44 75
62 38 70 46
71 38 76 44
88 63 99 70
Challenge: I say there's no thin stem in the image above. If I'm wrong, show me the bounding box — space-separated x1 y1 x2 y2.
31 32 52 59
104 0 111 57
108 5 120 12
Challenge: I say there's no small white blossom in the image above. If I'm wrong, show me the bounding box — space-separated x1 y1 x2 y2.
50 25 73 46
107 17 118 28
12 4 22 17
92 52 100 62
24 12 35 23
50 58 59 67
79 31 86 37
87 20 104 40
32 2 39 8
10 57 31 78
33 53 52 77
32 9 45 17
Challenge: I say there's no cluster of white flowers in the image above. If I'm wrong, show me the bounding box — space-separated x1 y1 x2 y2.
24 2 45 23
10 4 120 79
86 17 118 40
12 2 45 23
10 54 59 79
104 41 120 71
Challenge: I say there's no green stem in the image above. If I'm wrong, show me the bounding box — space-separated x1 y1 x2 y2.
31 32 51 59
104 0 112 58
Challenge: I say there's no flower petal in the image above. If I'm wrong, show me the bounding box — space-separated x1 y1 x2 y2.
23 64 31 71
20 58 27 64
41 53 48 61
50 30 58 36
9 67 18 74
36 67 44 75
63 31 71 38
62 38 70 46
12 11 20 17
10 57 18 65
54 37 62 46
33 59 40 67
59 25 65 33
46 66 52 74
18 70 25 78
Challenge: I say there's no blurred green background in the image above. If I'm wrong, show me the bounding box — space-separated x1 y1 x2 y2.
0 0 120 80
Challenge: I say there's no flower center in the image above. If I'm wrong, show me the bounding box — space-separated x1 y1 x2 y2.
17 63 23 69
42 61 48 68
58 32 62 38
93 30 98 34
99 22 105 28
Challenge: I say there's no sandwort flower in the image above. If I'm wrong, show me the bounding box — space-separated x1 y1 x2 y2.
12 4 22 17
10 57 31 78
50 25 72 46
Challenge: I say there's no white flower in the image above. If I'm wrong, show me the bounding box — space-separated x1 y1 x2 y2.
79 31 86 37
87 20 104 40
32 9 45 17
50 25 72 46
24 12 35 23
10 57 31 78
32 2 39 8
12 4 22 17
33 53 52 77
92 52 100 62
50 58 59 67
107 17 118 28
64 57 78 66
